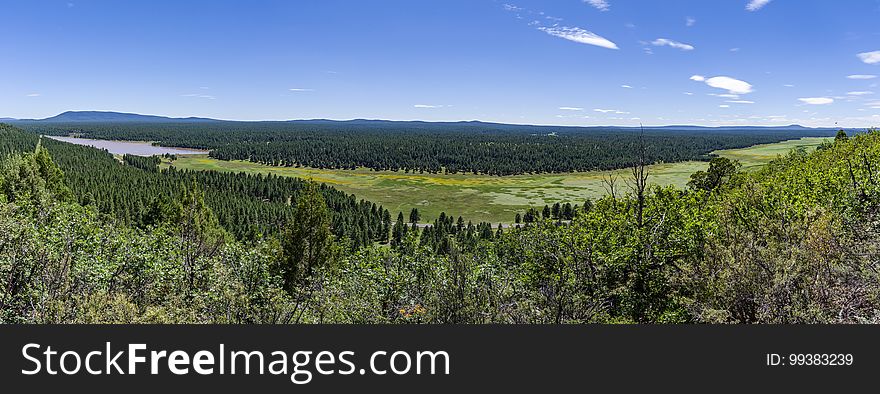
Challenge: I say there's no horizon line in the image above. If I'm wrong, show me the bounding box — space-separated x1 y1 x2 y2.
1 110 859 129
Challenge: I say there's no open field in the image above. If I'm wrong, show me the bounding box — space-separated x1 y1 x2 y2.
164 137 828 224
712 137 830 170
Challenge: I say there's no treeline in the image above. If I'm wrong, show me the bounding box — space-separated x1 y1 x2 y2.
16 121 836 175
0 124 390 249
4 120 879 324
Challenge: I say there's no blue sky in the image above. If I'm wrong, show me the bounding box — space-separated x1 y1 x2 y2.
2 0 880 127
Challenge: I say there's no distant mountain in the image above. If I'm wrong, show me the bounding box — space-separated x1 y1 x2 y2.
15 111 831 131
29 111 217 123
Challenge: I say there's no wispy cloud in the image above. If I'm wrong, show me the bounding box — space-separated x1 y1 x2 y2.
857 51 880 64
798 97 834 105
620 85 632 89
289 88 315 92
593 108 629 114
414 104 446 108
584 0 610 12
783 84 795 87
683 92 694 95
746 0 772 11
691 75 754 94
558 107 584 111
181 93 216 100
538 26 618 49
719 105 730 108
502 3 522 12
26 93 40 97
847 91 874 96
726 100 755 104
651 38 694 51
847 74 877 79
685 17 696 27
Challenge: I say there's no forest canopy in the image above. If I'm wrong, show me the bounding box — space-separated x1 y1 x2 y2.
15 121 836 175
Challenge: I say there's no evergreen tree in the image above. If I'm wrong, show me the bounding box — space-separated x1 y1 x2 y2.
409 208 421 224
281 183 335 292
391 211 407 248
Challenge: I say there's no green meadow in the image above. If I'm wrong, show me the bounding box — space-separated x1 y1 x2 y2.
165 137 828 224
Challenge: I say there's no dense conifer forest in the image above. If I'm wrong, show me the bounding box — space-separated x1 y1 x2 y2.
1 125 390 248
16 121 836 175
3 122 879 324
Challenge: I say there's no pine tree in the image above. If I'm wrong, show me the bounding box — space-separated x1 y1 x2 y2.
281 183 335 292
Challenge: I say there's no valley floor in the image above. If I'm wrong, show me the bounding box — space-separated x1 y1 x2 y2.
164 137 828 223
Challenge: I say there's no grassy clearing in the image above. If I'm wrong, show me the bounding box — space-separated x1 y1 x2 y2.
164 137 828 223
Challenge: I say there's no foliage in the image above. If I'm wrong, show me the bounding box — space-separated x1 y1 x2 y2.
2 123 879 324
16 121 835 176
687 156 741 192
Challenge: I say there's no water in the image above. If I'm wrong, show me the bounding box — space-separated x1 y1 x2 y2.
45 136 208 156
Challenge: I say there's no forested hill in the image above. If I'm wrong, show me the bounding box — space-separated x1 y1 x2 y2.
18 111 216 123
0 124 390 248
16 117 837 175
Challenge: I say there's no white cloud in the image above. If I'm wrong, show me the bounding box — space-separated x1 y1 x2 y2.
847 91 874 96
847 74 877 79
181 93 216 100
858 51 880 64
783 84 795 87
502 4 522 12
289 88 315 92
538 26 618 49
558 107 584 111
414 104 444 108
691 75 754 94
683 92 694 95
26 93 41 97
726 100 755 104
584 0 610 12
719 105 730 108
798 97 834 105
686 17 696 27
709 93 741 98
651 38 694 51
621 84 632 88
746 0 772 11
593 108 629 114
730 47 741 52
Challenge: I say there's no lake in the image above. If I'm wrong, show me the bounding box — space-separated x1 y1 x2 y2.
45 136 209 156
